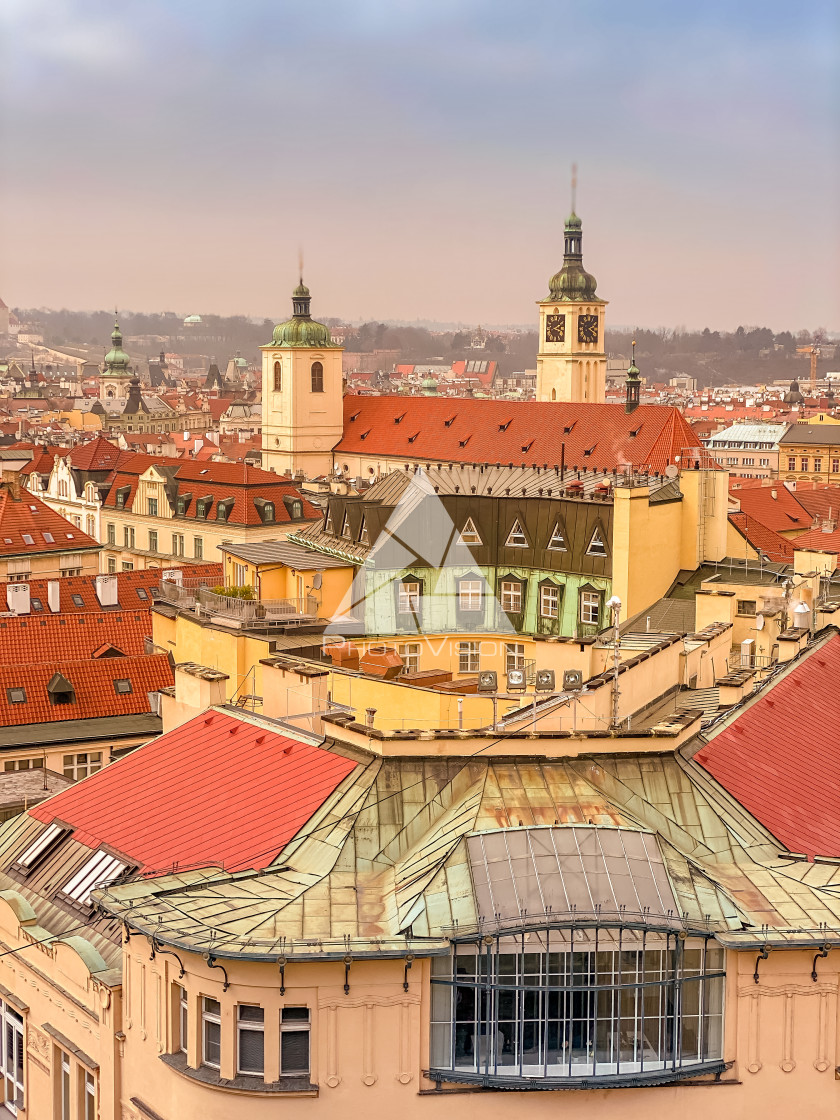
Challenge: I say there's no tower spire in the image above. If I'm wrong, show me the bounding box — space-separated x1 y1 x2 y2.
625 333 641 414
571 163 577 215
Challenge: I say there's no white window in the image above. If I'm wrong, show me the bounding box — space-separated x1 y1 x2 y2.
586 528 607 557
505 519 528 547
15 821 68 871
458 579 482 611
172 533 185 557
60 1050 71 1120
505 643 525 672
398 581 420 614
237 1004 265 1075
458 517 482 545
743 458 754 467
399 643 421 674
580 590 600 625
63 752 102 780
202 997 221 1069
178 985 188 1054
280 1007 310 1077
540 584 560 619
84 1070 96 1120
0 998 24 1114
501 580 522 613
358 516 369 545
60 850 128 905
458 641 480 673
759 458 769 467
547 522 567 551
340 510 351 538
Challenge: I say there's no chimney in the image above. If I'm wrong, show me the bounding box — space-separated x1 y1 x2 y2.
6 584 30 616
95 574 119 607
47 580 60 613
1 471 21 501
770 489 777 499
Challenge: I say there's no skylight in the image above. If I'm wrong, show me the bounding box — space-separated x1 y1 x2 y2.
14 822 69 871
72 594 84 607
6 688 26 704
42 532 54 543
22 534 34 545
60 851 128 905
114 678 133 695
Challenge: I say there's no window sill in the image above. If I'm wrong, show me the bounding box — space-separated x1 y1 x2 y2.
160 1052 318 1096
426 1060 730 1091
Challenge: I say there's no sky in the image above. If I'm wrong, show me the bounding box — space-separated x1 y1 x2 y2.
1 0 838 332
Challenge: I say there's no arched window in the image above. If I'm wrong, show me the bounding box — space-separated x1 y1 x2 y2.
551 388 557 401
311 361 324 393
273 361 282 392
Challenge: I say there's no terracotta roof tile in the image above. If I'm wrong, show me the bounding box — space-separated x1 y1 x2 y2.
0 611 150 662
728 511 794 562
0 654 173 726
29 709 357 873
694 632 840 857
335 398 701 474
729 484 810 534
0 486 99 557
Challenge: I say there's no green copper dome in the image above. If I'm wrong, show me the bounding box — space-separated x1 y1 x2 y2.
546 212 599 302
270 279 338 348
104 319 131 373
626 362 640 380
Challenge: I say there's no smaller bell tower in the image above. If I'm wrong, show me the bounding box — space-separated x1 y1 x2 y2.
261 280 344 477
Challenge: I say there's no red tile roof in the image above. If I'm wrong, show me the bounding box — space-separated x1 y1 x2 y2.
69 435 122 471
789 483 840 523
103 461 318 526
728 511 794 562
729 484 810 535
0 654 172 727
0 564 221 616
0 611 151 662
694 632 840 857
0 485 99 557
789 525 840 553
336 398 702 474
30 710 358 873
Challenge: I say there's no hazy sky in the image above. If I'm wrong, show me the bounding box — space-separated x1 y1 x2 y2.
2 0 838 331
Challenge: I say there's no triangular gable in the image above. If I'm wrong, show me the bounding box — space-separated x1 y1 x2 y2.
458 517 482 546
548 520 567 551
586 525 608 557
505 519 528 547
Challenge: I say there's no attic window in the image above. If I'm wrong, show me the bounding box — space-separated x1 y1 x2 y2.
47 672 75 705
458 436 471 448
31 598 43 611
548 522 567 551
498 420 512 432
444 415 457 427
586 527 608 556
59 851 130 906
196 496 213 519
42 532 54 543
176 493 193 515
394 413 405 424
340 511 351 539
563 423 576 434
458 517 482 545
22 534 34 545
13 822 70 873
350 411 361 422
136 588 148 600
359 430 370 441
358 516 369 545
71 594 84 607
66 533 74 539
521 441 533 453
629 427 642 438
113 678 133 695
505 520 528 547
6 688 26 704
407 433 419 443
115 486 130 509
582 445 596 457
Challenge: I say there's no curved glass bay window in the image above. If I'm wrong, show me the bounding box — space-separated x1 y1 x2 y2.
428 825 726 1087
430 927 724 1086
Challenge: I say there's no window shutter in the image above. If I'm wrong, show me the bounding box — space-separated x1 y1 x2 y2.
238 1028 264 1073
281 1029 310 1074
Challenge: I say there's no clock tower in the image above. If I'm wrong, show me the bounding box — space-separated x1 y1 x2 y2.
536 211 607 404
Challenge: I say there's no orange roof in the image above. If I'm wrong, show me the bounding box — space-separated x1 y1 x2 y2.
728 511 794 562
790 483 840 523
729 484 810 534
0 610 151 662
0 654 172 726
790 525 840 553
0 486 99 558
336 398 701 473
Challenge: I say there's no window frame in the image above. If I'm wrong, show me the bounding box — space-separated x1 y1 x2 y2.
458 578 483 612
310 361 324 393
236 1003 265 1077
399 643 421 675
202 996 222 1070
458 641 480 674
540 582 560 619
280 1007 311 1078
579 589 601 626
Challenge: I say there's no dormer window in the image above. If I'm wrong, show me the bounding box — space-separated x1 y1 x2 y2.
586 527 608 557
358 516 369 545
340 511 351 539
282 496 304 521
115 485 130 509
548 522 567 551
458 518 482 546
216 498 234 523
176 493 193 516
47 672 75 705
505 519 528 547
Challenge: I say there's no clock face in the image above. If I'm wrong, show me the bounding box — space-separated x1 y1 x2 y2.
578 314 599 344
545 313 565 343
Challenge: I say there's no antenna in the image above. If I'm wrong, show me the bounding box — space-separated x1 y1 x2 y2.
571 163 577 213
298 247 304 284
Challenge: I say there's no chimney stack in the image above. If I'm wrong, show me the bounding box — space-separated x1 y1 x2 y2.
1 471 21 501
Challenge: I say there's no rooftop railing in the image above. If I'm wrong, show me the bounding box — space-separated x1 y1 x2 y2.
158 579 317 628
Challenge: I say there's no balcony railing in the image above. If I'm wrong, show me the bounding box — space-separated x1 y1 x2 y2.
159 580 318 628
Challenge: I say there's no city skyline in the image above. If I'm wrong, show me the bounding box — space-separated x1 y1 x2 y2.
2 0 838 331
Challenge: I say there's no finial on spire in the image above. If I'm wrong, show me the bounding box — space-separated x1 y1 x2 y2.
571 163 577 214
631 336 636 365
298 247 304 286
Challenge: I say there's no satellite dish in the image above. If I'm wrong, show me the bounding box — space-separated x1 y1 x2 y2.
665 464 679 479
312 571 323 590
755 614 765 631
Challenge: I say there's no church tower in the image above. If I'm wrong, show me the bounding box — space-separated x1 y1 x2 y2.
536 211 608 403
261 280 344 477
99 317 134 401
